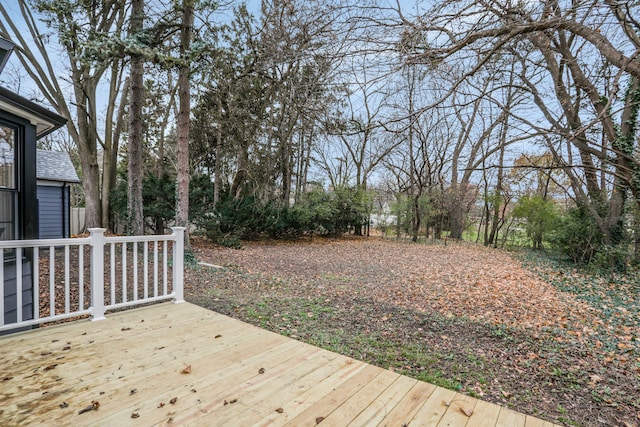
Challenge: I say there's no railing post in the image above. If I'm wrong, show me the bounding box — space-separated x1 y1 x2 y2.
171 227 185 304
89 228 107 321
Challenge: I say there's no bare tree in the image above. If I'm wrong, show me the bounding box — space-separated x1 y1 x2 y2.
397 0 640 245
0 0 128 229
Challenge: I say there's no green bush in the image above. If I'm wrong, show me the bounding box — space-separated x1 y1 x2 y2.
551 206 603 264
201 186 369 244
511 195 559 249
110 171 175 234
591 244 631 273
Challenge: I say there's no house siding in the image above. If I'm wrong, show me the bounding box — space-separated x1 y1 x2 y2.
1 258 33 334
1 76 66 334
37 184 69 239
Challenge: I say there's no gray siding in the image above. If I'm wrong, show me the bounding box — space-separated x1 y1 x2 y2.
2 258 33 330
37 185 69 239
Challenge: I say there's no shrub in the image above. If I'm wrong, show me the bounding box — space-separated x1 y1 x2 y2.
201 186 370 244
551 206 603 264
511 195 559 249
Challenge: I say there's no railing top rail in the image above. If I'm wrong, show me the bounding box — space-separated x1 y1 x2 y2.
0 232 180 250
0 237 91 249
104 234 176 244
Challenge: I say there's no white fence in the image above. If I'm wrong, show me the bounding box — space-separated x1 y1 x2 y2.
70 207 86 236
0 227 184 333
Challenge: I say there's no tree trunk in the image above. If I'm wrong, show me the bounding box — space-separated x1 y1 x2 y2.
449 184 466 240
281 140 292 208
102 76 129 231
72 77 102 229
231 140 249 200
176 0 194 250
488 131 507 248
411 196 420 242
214 94 222 205
127 0 145 236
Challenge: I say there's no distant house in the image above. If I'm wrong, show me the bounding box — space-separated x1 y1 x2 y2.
1 37 67 326
37 150 80 239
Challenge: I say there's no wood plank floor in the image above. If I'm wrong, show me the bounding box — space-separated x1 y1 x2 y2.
0 302 558 426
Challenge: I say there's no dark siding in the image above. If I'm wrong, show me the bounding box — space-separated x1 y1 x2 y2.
22 122 37 240
64 186 70 237
37 185 64 239
1 258 33 333
1 110 35 333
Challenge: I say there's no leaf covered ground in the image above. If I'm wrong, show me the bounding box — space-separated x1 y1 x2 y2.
186 236 640 427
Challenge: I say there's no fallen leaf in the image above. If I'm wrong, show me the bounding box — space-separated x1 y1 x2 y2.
442 400 451 407
500 390 512 399
131 413 140 419
158 402 165 408
181 364 192 374
44 364 57 371
130 389 137 395
258 368 265 374
59 402 69 409
214 334 222 339
275 407 284 413
316 416 325 424
62 346 71 351
121 327 131 331
78 401 100 414
229 398 238 404
3 377 13 381
589 374 603 383
459 407 474 417
170 397 178 404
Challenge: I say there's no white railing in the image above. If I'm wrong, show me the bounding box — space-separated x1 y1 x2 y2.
0 227 184 333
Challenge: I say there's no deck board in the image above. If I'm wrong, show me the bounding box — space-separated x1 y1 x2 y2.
410 385 458 425
347 374 418 426
0 302 559 426
320 368 399 425
379 380 437 426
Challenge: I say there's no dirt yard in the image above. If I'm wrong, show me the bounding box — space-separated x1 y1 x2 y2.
185 236 640 427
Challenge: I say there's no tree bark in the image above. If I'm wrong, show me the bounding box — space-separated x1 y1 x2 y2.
102 76 129 231
127 0 145 236
214 94 222 205
176 0 194 249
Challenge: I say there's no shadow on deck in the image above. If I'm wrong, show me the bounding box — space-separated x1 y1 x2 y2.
0 302 558 426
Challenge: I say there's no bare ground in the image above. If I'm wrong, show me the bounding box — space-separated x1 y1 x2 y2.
184 236 640 427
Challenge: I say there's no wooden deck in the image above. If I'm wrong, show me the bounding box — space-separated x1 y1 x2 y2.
0 302 558 426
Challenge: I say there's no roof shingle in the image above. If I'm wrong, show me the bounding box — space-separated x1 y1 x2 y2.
36 149 80 183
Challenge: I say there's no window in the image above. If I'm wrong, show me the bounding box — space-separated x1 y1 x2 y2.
0 122 16 241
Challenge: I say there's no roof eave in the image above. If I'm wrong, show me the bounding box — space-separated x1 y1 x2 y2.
0 86 67 138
